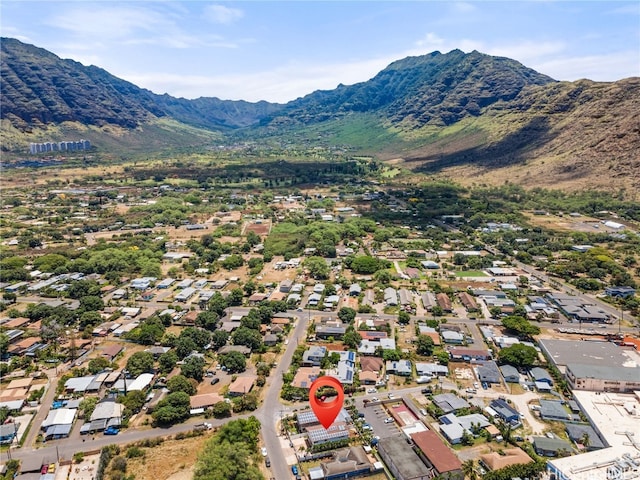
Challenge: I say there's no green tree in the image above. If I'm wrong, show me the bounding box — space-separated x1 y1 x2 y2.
126 351 155 377
342 327 361 349
87 357 111 374
119 390 147 414
350 255 382 274
158 350 177 373
79 397 98 419
152 391 191 426
416 335 435 356
221 254 244 270
221 351 247 373
338 307 357 324
231 327 262 351
196 311 219 331
303 256 330 279
167 374 197 395
498 344 538 369
501 315 540 339
398 310 411 325
79 295 104 312
211 330 230 350
181 356 206 382
212 401 232 419
0 332 10 357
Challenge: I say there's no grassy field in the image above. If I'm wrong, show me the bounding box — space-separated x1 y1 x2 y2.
455 271 488 277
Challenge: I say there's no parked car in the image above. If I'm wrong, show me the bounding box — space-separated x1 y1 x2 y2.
421 387 432 394
265 457 270 467
104 426 119 435
367 387 377 394
210 377 220 385
291 465 299 475
384 417 394 424
261 447 268 457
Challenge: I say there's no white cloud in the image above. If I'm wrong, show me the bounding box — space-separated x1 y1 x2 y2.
204 4 244 24
533 52 640 81
451 2 477 14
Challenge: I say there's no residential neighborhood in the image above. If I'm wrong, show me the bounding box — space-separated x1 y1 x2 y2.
1 179 639 480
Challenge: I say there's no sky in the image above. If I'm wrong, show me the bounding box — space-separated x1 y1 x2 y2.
2 1 639 103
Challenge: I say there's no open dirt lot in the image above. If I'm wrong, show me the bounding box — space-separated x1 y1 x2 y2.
125 434 211 480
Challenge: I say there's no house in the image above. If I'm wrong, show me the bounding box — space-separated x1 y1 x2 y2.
439 413 490 444
263 333 278 346
360 357 384 374
410 430 463 479
100 344 124 362
279 279 293 293
218 345 251 356
565 424 605 451
532 436 575 457
458 292 479 312
349 284 361 296
604 286 635 298
477 361 502 384
228 376 255 396
0 423 19 445
385 360 412 376
292 367 320 389
441 330 465 344
421 292 437 311
500 365 520 383
415 363 448 377
316 324 345 339
530 367 553 385
384 287 398 306
432 393 470 414
302 346 327 366
189 393 224 410
313 446 374 480
306 421 349 446
490 398 520 423
538 400 572 422
480 448 533 471
449 348 492 362
436 293 452 312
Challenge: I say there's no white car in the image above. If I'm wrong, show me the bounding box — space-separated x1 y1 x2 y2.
367 388 377 394
261 447 267 457
384 417 394 424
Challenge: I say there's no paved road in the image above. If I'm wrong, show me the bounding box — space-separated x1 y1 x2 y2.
256 312 309 480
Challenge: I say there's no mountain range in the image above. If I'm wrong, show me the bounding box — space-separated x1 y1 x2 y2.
1 37 639 192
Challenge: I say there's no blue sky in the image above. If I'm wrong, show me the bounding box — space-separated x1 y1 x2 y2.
2 1 639 103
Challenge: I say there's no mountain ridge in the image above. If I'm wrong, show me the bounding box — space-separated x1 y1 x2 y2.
1 37 639 192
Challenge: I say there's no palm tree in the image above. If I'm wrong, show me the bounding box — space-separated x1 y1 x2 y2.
462 459 477 480
580 432 590 449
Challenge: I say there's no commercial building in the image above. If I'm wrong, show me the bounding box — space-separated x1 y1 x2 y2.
565 364 640 392
538 339 639 374
377 435 432 480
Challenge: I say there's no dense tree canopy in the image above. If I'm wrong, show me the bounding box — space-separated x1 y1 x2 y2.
126 351 155 377
498 344 538 369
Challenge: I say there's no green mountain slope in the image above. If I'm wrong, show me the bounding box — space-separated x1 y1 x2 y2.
2 37 639 192
0 37 282 132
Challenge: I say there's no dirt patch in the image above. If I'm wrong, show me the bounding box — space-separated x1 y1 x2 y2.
126 434 211 480
244 220 271 236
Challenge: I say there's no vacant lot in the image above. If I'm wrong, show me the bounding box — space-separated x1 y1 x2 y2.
126 434 210 480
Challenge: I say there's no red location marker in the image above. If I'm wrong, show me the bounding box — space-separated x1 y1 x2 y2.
309 376 344 429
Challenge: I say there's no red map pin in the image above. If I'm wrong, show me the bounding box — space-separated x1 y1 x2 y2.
309 376 344 429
